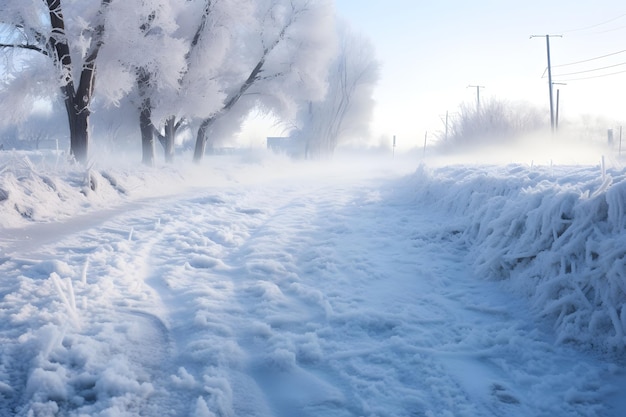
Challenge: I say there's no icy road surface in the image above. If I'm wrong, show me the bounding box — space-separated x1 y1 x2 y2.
0 161 622 417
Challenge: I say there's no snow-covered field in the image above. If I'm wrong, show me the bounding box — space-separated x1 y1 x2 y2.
0 149 625 416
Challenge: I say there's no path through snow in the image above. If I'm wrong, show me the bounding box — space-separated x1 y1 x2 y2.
0 159 622 416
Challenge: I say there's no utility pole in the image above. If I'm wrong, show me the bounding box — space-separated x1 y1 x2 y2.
555 88 560 131
531 34 562 132
553 82 566 132
467 85 485 111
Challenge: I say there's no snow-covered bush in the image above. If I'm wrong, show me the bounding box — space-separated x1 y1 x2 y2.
437 99 546 150
409 163 626 352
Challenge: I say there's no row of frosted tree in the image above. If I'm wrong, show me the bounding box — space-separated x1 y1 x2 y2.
0 0 379 164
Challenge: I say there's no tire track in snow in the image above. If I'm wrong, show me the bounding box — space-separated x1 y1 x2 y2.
134 188 280 416
138 183 357 416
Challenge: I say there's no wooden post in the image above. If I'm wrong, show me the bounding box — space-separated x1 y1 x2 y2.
601 155 606 181
555 89 560 131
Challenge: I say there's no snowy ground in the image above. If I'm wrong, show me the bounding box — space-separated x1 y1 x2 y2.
0 149 625 416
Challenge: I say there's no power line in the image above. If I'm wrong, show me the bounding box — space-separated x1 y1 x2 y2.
561 12 626 33
552 49 626 68
550 61 626 77
591 23 626 34
554 68 626 82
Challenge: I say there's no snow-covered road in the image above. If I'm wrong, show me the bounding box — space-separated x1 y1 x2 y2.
0 158 623 416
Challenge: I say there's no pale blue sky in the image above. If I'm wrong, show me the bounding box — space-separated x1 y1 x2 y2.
335 0 626 146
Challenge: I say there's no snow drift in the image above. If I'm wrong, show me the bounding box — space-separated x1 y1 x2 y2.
407 162 626 352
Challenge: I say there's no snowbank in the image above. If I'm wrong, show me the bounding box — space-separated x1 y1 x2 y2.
0 149 309 229
407 162 626 352
0 151 174 228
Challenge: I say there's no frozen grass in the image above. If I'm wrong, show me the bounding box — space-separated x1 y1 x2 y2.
408 162 626 353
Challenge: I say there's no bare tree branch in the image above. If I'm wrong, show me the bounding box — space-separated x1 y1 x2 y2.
0 42 48 55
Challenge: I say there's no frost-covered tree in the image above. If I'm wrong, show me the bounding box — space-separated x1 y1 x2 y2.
290 23 379 158
134 3 191 165
0 0 112 163
1 0 335 164
0 0 186 164
192 0 335 162
85 0 187 164
139 0 248 164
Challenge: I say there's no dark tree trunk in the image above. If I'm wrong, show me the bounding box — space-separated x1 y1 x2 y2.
152 116 180 163
58 71 91 164
139 98 154 166
163 116 176 163
60 71 98 164
137 68 155 165
69 106 90 163
193 118 212 163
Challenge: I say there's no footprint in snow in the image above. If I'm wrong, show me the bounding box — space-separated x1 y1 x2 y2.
491 383 520 405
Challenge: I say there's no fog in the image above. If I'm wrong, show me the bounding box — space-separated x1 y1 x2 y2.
422 130 621 169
